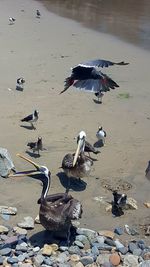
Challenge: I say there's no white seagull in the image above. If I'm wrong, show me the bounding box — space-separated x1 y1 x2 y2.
9 17 16 25
96 126 106 146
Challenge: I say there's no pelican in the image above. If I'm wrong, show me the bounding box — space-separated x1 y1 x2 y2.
27 136 43 156
60 59 129 102
9 154 82 240
61 131 93 188
21 110 39 129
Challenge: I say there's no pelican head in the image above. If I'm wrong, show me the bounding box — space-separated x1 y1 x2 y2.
73 131 86 167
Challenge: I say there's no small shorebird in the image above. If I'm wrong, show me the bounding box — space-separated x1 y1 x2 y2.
61 131 93 189
9 17 16 25
27 137 43 156
16 77 25 91
60 59 129 102
10 154 82 241
96 126 106 146
36 10 41 18
112 191 127 216
21 110 39 129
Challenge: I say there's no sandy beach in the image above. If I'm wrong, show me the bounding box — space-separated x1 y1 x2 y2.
0 0 150 241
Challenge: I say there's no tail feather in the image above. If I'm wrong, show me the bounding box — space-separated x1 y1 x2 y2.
60 77 74 94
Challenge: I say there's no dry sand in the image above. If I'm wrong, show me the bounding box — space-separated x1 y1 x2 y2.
0 0 150 240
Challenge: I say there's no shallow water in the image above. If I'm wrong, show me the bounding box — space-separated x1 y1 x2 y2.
39 0 150 50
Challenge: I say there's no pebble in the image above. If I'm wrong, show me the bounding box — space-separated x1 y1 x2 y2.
33 254 44 265
33 246 40 253
7 257 19 264
17 217 34 229
109 253 120 266
0 256 3 265
74 263 84 267
0 206 17 215
70 254 80 262
80 256 94 266
42 244 53 256
0 225 9 234
76 235 88 245
118 246 128 254
123 254 139 266
77 228 97 240
98 230 115 240
13 226 27 235
68 246 81 255
114 227 124 235
17 254 26 262
96 254 111 265
140 260 150 267
128 242 138 253
74 240 84 248
0 247 12 256
133 248 142 256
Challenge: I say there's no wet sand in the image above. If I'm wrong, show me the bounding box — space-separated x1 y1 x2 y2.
0 0 150 239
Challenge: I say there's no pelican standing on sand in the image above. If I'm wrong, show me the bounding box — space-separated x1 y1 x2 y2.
61 131 93 189
60 59 129 102
10 154 82 240
21 110 39 129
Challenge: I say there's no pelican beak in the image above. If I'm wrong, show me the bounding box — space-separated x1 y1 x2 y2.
73 139 83 167
16 154 41 170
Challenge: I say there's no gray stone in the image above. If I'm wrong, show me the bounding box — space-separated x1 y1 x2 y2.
18 216 34 229
133 248 142 256
128 242 138 253
114 227 124 235
114 239 124 249
0 206 17 215
74 240 84 248
96 254 111 265
0 247 12 256
13 226 27 235
43 257 53 265
91 245 99 256
7 257 19 264
118 246 128 254
57 252 69 263
5 235 18 246
0 225 9 233
80 256 94 266
68 246 81 255
76 234 88 244
59 246 69 252
33 246 40 252
0 256 3 265
96 236 105 244
77 228 97 240
92 242 112 250
34 254 44 265
123 254 139 266
104 238 116 246
140 260 150 267
16 244 28 252
17 253 26 262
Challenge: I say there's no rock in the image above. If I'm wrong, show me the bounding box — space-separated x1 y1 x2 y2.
125 197 138 210
133 248 142 256
57 252 69 263
114 227 124 235
140 260 150 267
68 246 81 255
70 254 80 262
143 252 150 260
114 240 124 249
0 225 9 234
43 257 53 265
80 256 94 266
13 226 27 235
98 230 115 239
5 235 18 246
33 246 40 253
42 244 53 256
123 255 139 266
118 247 128 254
0 206 17 215
7 257 19 264
128 242 138 253
144 202 150 208
16 243 28 252
59 246 69 252
76 235 88 245
96 236 105 244
0 247 11 256
51 243 59 251
92 243 112 251
96 254 111 265
105 238 116 247
109 253 120 266
0 256 3 265
77 228 97 240
74 240 84 248
105 204 112 212
91 246 99 256
34 254 44 265
74 263 84 267
17 254 26 262
17 216 34 229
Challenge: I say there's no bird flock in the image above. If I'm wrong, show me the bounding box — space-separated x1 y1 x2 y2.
7 8 133 241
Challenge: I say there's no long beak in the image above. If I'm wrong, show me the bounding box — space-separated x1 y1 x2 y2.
73 139 83 167
9 170 41 178
16 154 41 170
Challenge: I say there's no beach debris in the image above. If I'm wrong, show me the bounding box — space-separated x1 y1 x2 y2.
20 110 39 129
0 206 17 215
60 59 129 104
0 148 16 178
17 216 34 229
144 202 150 208
9 17 16 25
125 197 138 210
98 230 115 239
96 126 106 146
124 224 139 236
16 77 25 91
36 10 41 18
27 136 43 156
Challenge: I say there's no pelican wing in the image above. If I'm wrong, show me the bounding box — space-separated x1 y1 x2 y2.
79 59 129 68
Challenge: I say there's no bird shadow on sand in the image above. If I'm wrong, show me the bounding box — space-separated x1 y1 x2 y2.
20 125 35 130
57 172 87 192
25 150 40 158
29 228 76 248
93 140 104 148
93 99 102 104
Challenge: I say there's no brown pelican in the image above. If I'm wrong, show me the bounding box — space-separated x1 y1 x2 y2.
10 154 82 240
21 110 39 129
61 131 93 188
27 136 43 156
60 59 129 102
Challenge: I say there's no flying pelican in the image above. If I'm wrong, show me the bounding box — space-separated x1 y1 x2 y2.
27 136 43 156
60 59 129 102
96 126 107 146
61 131 93 189
9 154 82 240
9 17 16 25
21 110 39 129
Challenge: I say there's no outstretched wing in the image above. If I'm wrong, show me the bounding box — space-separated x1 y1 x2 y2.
79 59 129 68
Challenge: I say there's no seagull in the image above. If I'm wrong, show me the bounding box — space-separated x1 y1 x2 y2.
112 191 127 216
27 137 43 156
60 59 129 102
21 110 39 129
96 126 106 146
16 77 25 91
9 17 16 25
36 10 41 18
